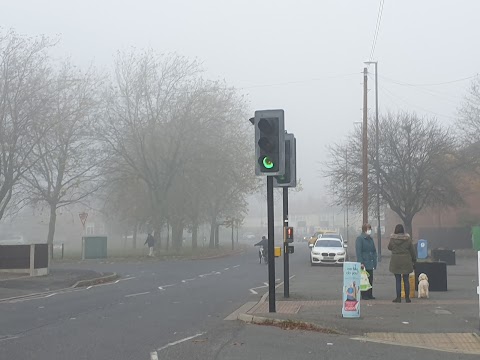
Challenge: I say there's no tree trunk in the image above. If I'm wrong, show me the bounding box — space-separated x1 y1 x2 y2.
404 217 414 240
47 204 57 261
209 217 216 248
166 221 170 251
154 223 162 250
192 221 198 249
215 224 220 248
172 221 184 250
132 222 137 249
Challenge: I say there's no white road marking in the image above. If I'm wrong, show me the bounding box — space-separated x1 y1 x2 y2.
181 278 196 283
125 292 150 298
249 279 282 295
215 272 221 275
224 268 230 270
157 333 205 352
198 271 216 278
150 351 158 360
233 265 240 268
85 277 135 291
158 284 176 290
0 335 21 343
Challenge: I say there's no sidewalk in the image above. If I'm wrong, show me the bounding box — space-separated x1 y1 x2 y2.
235 253 480 354
0 268 117 301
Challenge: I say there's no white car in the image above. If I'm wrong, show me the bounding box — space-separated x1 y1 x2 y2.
310 238 346 266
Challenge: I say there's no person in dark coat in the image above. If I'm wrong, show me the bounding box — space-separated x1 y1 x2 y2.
388 224 416 303
145 232 155 257
355 223 377 300
254 236 268 263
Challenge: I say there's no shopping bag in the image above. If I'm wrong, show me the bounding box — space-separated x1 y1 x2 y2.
360 269 372 291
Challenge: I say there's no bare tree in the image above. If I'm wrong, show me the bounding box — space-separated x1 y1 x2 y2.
100 50 203 247
22 62 105 258
458 76 480 143
326 111 463 235
101 49 255 252
0 30 56 220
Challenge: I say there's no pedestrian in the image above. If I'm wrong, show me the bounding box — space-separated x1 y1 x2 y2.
145 232 155 257
388 224 416 303
355 223 377 300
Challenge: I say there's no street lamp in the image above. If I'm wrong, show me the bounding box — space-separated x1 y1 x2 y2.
365 60 381 262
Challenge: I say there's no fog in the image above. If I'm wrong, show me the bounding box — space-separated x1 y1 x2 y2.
1 1 480 248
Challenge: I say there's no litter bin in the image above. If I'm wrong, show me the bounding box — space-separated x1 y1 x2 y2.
415 261 447 291
432 249 455 265
401 272 416 299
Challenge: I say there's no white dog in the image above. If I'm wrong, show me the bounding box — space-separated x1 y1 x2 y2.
418 273 429 299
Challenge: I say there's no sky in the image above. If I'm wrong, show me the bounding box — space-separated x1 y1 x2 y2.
1 0 479 201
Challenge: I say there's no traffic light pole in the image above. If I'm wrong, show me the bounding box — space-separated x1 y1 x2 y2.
283 186 289 298
267 176 276 313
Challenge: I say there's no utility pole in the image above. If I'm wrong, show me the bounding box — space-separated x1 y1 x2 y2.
362 67 369 225
365 60 381 261
374 62 381 261
345 148 349 244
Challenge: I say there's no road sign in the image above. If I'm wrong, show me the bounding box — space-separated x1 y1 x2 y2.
79 212 88 227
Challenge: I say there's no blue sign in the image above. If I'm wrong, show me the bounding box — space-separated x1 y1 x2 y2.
342 262 361 318
417 239 428 259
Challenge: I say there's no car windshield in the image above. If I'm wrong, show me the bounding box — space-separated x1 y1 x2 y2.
315 239 342 247
322 234 341 240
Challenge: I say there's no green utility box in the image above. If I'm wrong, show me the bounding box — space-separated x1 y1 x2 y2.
83 236 107 259
472 227 480 251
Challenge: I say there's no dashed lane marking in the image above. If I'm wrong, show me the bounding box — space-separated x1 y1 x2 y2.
125 292 150 298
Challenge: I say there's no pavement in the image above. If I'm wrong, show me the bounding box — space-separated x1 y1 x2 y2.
232 244 480 355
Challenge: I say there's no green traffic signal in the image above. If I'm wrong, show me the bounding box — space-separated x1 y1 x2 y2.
262 156 274 169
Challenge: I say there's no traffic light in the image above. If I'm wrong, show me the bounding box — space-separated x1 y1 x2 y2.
274 133 296 187
254 110 285 176
285 226 294 243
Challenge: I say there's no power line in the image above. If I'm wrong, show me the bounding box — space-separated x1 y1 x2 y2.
379 74 477 87
374 78 457 120
377 75 465 103
369 0 385 61
240 72 360 90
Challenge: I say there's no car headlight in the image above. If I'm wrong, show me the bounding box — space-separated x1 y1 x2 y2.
337 251 346 255
312 251 320 255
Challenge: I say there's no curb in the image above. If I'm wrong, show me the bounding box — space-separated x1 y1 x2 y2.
72 272 119 288
236 313 343 334
0 272 119 302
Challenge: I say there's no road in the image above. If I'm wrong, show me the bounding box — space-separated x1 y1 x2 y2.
0 244 299 360
2 243 477 360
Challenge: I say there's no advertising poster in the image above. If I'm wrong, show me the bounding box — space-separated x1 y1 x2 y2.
342 261 361 318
